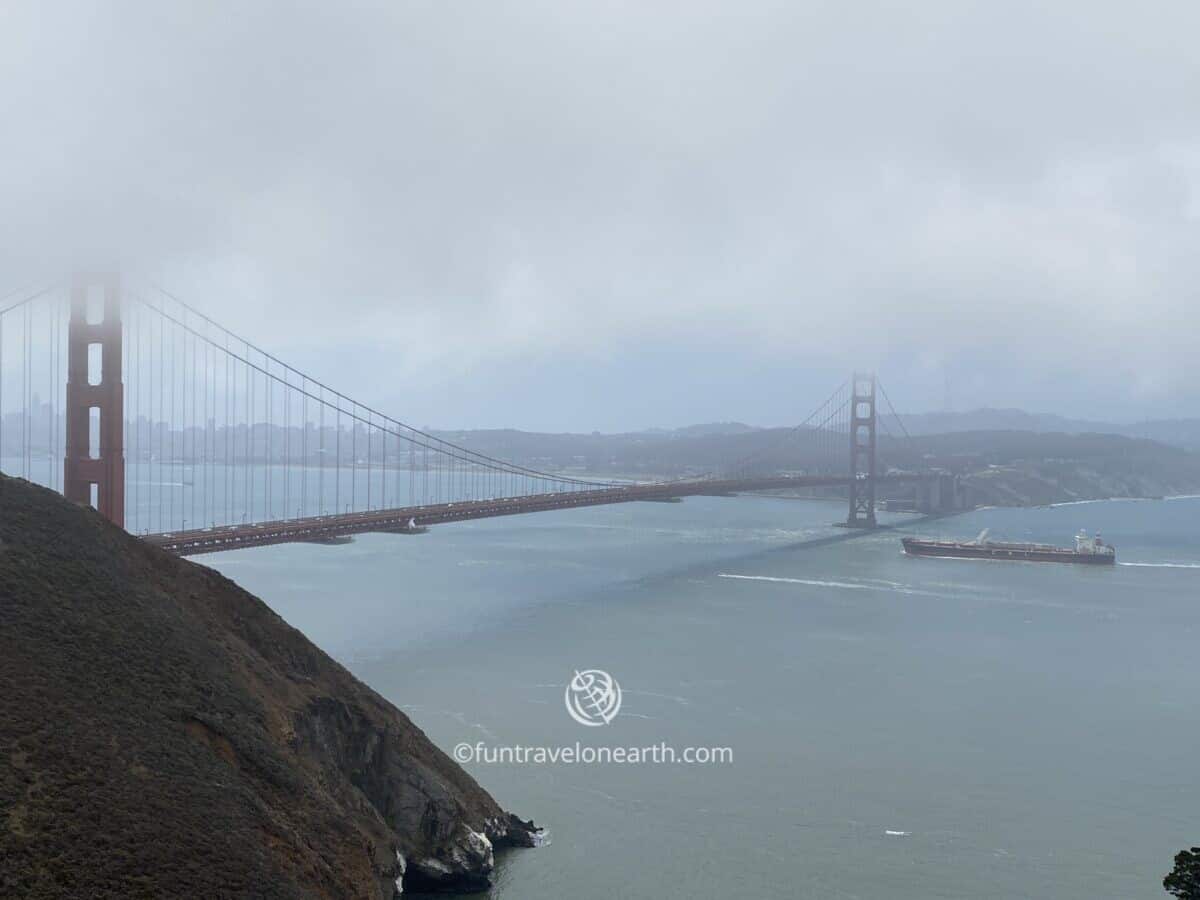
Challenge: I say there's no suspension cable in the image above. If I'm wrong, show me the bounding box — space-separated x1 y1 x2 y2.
148 285 613 488
137 291 613 487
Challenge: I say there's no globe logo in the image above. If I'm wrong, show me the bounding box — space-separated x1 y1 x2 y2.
564 669 622 726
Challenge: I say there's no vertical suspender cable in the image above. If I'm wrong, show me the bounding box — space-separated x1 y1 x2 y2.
22 301 28 479
170 317 177 529
134 299 140 530
319 386 325 514
191 322 197 529
245 341 252 522
0 309 5 475
301 377 307 518
156 307 163 530
48 298 54 489
224 334 230 526
207 335 214 526
266 354 272 519
335 404 340 514
283 365 290 519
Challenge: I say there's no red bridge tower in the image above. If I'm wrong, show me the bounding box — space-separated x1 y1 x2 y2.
846 371 877 528
64 274 125 528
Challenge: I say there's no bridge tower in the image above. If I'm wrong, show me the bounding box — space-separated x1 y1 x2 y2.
846 371 876 528
64 274 125 528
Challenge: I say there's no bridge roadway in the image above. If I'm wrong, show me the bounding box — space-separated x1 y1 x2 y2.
143 473 928 556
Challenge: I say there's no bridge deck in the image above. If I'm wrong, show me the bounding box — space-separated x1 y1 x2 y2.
143 474 921 556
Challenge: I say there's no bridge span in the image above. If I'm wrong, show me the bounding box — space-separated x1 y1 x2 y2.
0 274 955 552
143 473 936 556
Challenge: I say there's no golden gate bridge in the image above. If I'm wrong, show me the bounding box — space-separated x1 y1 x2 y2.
0 274 950 555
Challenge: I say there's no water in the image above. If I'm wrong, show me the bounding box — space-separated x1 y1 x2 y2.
1 456 575 536
203 495 1200 899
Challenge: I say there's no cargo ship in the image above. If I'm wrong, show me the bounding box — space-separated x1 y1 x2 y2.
902 529 1116 565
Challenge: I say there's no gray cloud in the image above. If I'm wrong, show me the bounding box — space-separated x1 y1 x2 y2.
2 1 1199 429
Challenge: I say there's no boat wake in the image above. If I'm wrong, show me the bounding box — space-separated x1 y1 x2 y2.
716 573 954 598
1118 562 1200 569
718 573 873 590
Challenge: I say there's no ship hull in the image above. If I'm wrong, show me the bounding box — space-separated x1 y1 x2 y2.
902 538 1115 565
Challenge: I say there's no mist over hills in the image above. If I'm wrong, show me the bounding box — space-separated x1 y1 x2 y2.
436 409 1200 506
446 408 1200 450
887 409 1200 450
5 404 1198 506
437 408 1200 467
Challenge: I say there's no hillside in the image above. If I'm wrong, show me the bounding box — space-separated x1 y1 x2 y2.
0 474 536 898
883 430 1200 506
433 423 1200 504
881 409 1200 451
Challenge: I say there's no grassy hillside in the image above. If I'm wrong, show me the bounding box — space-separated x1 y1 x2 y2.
0 475 535 899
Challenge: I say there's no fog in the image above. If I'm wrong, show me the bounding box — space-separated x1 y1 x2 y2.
3 1 1198 430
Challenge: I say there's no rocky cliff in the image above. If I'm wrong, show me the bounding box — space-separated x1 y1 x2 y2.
0 474 536 898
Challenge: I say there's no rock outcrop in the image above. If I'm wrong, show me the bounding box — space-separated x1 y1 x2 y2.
0 474 537 898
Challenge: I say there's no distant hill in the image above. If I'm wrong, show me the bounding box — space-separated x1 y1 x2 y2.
885 409 1200 451
880 429 1200 506
0 475 536 898
665 422 762 437
434 420 1200 506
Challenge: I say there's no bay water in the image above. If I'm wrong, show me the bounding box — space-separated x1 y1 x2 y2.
205 494 1200 899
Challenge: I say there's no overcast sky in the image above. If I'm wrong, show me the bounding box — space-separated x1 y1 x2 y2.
3 1 1199 431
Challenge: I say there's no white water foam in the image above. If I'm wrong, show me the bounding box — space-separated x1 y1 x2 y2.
718 573 873 590
717 573 955 599
1118 562 1200 569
